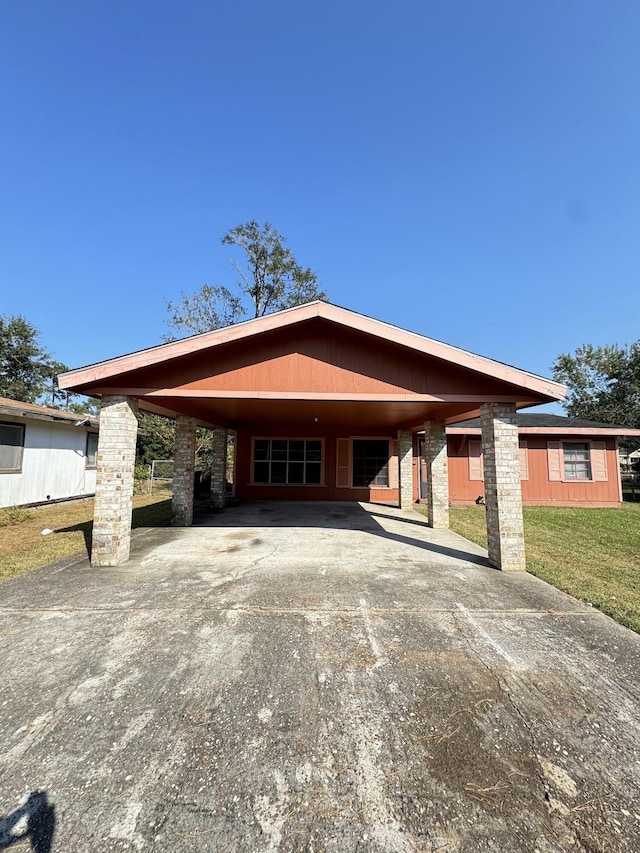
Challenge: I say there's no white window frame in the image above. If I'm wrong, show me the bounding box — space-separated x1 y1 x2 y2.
86 432 99 468
0 421 25 474
547 439 608 483
562 441 593 481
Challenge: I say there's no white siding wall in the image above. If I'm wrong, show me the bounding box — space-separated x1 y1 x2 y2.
0 417 97 508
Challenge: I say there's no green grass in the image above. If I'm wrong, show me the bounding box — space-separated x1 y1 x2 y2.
440 504 640 633
0 492 173 583
0 506 36 527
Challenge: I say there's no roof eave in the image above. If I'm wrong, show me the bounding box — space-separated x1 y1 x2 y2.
0 403 99 428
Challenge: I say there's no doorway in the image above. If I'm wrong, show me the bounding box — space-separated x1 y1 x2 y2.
418 437 428 500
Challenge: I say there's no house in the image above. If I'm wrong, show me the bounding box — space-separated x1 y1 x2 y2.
628 448 640 470
59 301 569 572
0 397 99 508
439 413 640 507
619 447 631 471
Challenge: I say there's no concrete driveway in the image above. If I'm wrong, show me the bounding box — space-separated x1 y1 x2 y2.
1 501 639 852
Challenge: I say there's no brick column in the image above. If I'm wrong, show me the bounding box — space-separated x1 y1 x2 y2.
172 416 197 526
424 420 449 528
210 428 227 509
92 395 138 566
397 430 414 510
480 402 526 571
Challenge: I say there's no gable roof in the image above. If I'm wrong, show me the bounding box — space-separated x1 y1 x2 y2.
59 301 565 402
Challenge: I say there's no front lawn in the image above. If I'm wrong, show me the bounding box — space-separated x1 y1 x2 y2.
0 493 173 583
445 503 640 633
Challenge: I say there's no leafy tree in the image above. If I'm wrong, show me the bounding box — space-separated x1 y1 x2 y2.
165 285 244 337
0 314 98 413
136 413 176 467
67 398 100 416
0 315 53 403
136 412 221 481
552 342 640 447
166 220 326 338
42 359 71 408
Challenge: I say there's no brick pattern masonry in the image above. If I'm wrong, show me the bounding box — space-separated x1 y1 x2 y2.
92 395 139 566
398 430 414 510
210 428 227 509
424 420 449 528
480 402 526 571
172 416 197 526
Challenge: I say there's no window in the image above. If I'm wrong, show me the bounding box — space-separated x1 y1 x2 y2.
0 422 25 472
253 439 322 485
548 440 607 483
563 442 592 480
352 439 390 487
86 433 99 467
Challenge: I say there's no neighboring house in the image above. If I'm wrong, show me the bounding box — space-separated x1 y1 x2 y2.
0 397 99 508
628 448 640 471
437 414 640 508
619 447 631 471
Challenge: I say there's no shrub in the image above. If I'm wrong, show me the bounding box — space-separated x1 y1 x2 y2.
0 506 35 527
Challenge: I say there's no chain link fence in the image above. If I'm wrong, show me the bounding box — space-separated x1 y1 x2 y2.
150 459 174 495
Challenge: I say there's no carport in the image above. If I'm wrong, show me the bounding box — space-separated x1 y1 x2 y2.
58 302 565 570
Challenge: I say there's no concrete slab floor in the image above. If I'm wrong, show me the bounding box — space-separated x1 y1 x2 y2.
0 501 639 852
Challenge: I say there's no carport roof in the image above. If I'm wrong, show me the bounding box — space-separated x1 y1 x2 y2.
58 301 566 429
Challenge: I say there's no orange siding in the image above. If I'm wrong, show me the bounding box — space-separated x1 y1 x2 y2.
448 437 485 504
113 321 526 399
236 425 400 504
237 429 621 507
446 435 621 507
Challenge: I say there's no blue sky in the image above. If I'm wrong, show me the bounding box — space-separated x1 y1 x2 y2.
1 1 639 399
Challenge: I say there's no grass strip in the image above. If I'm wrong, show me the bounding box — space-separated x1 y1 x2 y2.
444 504 640 633
0 493 173 583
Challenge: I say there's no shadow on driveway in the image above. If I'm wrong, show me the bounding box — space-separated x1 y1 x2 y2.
195 500 492 568
0 791 55 853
